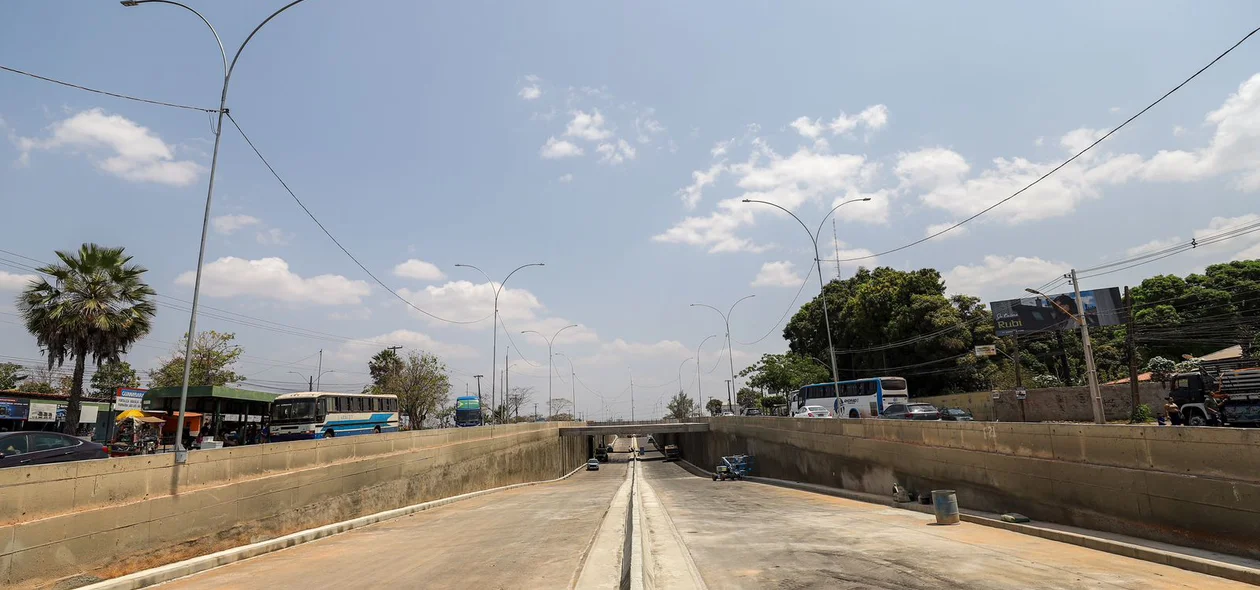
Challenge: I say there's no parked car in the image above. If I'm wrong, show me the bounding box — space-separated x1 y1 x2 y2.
721 411 735 417
586 458 600 471
881 403 940 420
0 431 109 469
743 408 762 416
939 408 974 421
793 405 833 418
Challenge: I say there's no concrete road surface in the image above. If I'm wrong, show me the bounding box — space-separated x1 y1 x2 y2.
639 455 1249 590
157 442 631 590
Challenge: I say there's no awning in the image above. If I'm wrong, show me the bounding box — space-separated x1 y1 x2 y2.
143 386 278 404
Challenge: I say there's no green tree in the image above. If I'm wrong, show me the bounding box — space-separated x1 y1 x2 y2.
0 363 27 391
148 331 244 388
1144 356 1176 389
366 348 404 392
738 353 830 397
736 386 760 409
760 394 788 415
705 398 724 416
387 351 450 429
666 391 697 420
23 381 58 394
90 360 140 398
18 244 156 432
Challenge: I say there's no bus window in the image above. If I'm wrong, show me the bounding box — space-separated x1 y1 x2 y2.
880 378 907 392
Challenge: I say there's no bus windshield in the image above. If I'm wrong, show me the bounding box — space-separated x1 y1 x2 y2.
271 400 318 422
881 378 907 391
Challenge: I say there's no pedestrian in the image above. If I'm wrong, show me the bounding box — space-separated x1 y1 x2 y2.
1163 397 1181 426
1204 393 1225 426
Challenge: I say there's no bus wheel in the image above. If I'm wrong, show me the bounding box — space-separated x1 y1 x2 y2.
374 426 382 434
1186 412 1207 427
849 410 860 419
325 430 335 438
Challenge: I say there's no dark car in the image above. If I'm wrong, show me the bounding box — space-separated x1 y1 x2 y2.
939 408 974 421
743 408 762 416
881 403 941 420
0 431 109 469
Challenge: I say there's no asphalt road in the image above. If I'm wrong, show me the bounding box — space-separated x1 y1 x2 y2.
156 438 631 590
638 455 1249 590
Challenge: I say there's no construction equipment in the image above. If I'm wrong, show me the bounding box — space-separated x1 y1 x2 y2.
712 454 752 481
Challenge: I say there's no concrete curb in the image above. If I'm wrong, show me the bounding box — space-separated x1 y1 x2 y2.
77 463 590 590
674 459 1260 587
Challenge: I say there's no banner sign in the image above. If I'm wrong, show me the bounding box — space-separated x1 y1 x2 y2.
28 402 58 422
990 287 1126 337
0 397 29 420
974 345 997 357
114 388 147 411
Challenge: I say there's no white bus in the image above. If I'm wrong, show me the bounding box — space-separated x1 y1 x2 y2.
793 377 909 419
269 392 400 441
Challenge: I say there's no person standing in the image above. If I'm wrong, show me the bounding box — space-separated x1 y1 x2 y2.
1163 397 1182 426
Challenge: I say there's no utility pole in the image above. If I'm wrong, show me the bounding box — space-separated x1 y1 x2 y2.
308 376 314 391
504 351 509 422
316 349 323 390
629 368 635 422
1125 286 1140 421
1071 269 1106 424
726 379 733 410
473 374 484 420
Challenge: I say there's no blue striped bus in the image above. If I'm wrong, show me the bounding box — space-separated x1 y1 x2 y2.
269 392 400 441
793 377 909 419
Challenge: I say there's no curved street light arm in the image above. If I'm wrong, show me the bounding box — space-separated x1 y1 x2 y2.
813 197 872 243
742 199 815 251
499 263 545 299
125 1 227 76
728 294 756 318
227 0 310 80
689 302 727 324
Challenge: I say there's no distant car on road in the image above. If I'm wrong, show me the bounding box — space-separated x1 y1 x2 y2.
721 411 735 416
743 408 762 416
586 459 600 471
881 403 940 420
793 405 833 418
0 431 109 469
939 408 974 421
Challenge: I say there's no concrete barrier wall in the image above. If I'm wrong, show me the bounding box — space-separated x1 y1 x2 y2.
664 417 1260 559
914 383 1169 422
0 423 586 589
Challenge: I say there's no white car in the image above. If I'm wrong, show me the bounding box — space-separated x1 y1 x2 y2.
794 405 832 418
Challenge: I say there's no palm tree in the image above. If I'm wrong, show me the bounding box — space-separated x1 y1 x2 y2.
17 244 156 433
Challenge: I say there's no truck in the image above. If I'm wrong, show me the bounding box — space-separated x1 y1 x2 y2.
594 444 609 463
663 444 680 461
1168 358 1260 426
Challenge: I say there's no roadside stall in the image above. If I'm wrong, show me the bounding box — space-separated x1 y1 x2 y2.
110 409 164 456
143 386 276 446
155 411 203 450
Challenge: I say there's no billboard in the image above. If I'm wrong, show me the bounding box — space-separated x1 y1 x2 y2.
990 287 1126 337
114 388 147 411
0 397 29 420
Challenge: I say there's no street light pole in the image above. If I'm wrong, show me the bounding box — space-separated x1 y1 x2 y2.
690 296 755 410
554 352 578 420
696 334 717 416
1025 273 1104 424
454 262 544 425
742 197 871 401
123 0 312 464
522 324 578 418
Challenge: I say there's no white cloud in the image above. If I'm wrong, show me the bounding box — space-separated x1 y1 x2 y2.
1234 242 1260 261
634 111 665 143
211 214 261 235
1110 106 1122 114
15 108 203 186
398 280 598 343
652 201 766 253
751 261 803 287
516 83 541 100
540 136 583 159
895 148 971 190
1125 236 1182 257
923 222 967 239
823 238 879 275
177 257 371 305
711 139 733 158
393 259 446 281
677 162 724 210
255 228 292 246
790 104 890 140
333 329 478 365
1192 214 1260 258
1140 74 1260 190
1173 125 1187 137
558 173 574 183
0 270 37 291
596 138 636 164
944 255 1070 299
564 110 613 141
328 308 372 321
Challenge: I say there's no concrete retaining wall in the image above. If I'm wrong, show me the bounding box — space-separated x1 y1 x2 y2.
915 383 1169 421
663 417 1260 559
0 423 586 589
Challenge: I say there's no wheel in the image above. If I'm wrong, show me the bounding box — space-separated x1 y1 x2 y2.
849 410 860 419
325 430 336 438
373 426 382 434
713 475 718 481
1186 412 1207 427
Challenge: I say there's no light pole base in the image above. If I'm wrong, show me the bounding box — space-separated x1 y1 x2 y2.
175 449 189 464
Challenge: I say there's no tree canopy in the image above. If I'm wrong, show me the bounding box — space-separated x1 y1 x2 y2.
149 331 244 389
666 391 697 419
91 360 140 398
386 351 450 429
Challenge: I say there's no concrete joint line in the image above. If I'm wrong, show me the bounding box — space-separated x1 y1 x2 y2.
634 459 707 590
629 458 645 590
76 462 589 590
674 459 1260 587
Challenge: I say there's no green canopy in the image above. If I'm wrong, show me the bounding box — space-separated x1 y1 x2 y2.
143 386 278 404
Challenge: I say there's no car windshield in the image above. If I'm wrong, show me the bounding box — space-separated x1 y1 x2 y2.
908 405 935 412
946 409 969 415
271 400 318 422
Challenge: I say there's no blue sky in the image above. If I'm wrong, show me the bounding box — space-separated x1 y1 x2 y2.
2 1 1260 419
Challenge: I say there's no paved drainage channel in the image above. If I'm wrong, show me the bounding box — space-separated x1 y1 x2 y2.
620 458 636 590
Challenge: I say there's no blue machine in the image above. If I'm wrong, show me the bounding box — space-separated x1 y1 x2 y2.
712 454 753 481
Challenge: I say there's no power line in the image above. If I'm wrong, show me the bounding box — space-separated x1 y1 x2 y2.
0 64 218 113
736 261 816 346
837 25 1260 263
224 113 490 326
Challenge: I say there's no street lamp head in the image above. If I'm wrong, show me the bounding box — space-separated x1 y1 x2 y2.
860 197 872 202
1024 288 1039 295
120 0 140 6
741 199 751 203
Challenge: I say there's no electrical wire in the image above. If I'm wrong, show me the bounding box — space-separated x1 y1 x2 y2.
736 261 815 346
225 113 490 326
0 64 219 113
836 25 1260 263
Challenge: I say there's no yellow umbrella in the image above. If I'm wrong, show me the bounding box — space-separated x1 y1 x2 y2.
116 409 146 422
